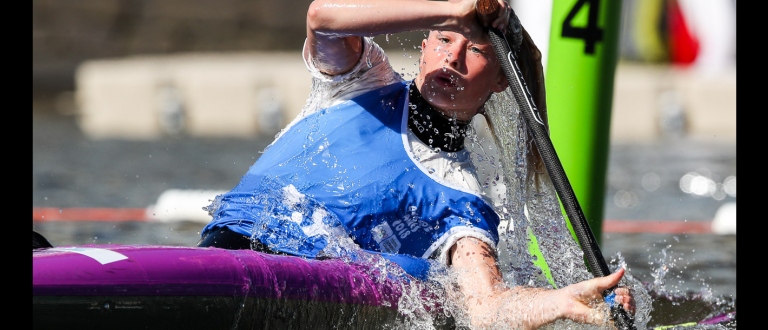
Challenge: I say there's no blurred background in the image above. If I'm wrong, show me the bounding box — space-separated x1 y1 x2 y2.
33 0 736 299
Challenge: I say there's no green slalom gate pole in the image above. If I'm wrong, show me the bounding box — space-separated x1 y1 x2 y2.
545 0 622 245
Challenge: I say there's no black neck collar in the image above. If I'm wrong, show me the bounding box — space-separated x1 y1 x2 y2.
407 83 468 152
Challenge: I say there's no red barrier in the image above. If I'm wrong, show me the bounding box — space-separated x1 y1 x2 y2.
33 207 717 234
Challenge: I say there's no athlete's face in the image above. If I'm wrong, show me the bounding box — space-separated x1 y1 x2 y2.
415 30 508 122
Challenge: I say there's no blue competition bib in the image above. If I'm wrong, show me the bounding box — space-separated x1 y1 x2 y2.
203 81 500 280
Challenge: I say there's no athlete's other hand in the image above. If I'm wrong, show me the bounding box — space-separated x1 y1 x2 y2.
556 268 636 327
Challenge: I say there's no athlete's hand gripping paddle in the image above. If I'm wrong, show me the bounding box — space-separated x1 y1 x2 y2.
475 1 636 329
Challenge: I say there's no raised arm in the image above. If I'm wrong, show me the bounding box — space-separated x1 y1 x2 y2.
304 0 511 76
449 237 635 329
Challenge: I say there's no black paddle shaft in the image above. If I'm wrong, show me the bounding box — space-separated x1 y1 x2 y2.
475 1 635 329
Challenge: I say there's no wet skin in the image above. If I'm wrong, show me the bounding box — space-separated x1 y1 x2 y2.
415 30 508 122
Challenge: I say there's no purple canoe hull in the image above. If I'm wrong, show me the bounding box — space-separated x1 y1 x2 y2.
33 245 450 330
33 245 735 329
